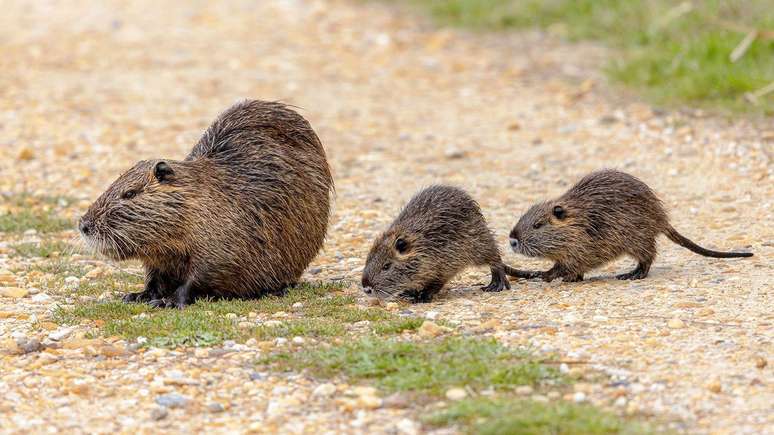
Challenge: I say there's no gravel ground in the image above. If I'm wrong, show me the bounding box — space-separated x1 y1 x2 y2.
1 0 772 434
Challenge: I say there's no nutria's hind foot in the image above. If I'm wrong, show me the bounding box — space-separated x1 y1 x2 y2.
616 262 650 280
482 265 511 292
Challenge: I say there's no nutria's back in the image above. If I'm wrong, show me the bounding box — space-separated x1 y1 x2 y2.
80 100 333 303
184 100 334 294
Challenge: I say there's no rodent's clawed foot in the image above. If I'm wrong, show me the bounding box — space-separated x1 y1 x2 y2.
148 299 165 308
166 300 187 309
616 270 648 280
122 290 152 304
480 283 504 292
482 266 511 292
616 262 650 280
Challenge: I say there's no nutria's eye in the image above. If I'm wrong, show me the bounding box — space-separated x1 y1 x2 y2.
121 190 137 200
395 238 409 254
552 205 566 220
382 262 392 271
532 221 544 230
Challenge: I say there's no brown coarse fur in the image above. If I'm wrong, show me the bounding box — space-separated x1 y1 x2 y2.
362 185 531 303
79 100 334 308
509 169 753 282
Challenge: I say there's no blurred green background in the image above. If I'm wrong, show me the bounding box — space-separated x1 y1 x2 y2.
408 0 774 115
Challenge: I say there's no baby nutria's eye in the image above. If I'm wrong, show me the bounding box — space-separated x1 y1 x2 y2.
395 238 409 254
552 205 566 220
121 190 137 200
382 262 392 271
532 221 544 230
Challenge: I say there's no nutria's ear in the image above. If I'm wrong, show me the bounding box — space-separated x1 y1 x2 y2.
552 205 566 220
395 238 409 254
154 161 174 182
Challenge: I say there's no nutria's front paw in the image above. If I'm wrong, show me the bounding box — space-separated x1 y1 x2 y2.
122 291 150 303
148 298 165 308
161 298 187 309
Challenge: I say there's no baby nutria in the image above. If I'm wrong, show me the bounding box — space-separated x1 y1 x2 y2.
79 100 334 308
362 185 532 302
509 169 752 282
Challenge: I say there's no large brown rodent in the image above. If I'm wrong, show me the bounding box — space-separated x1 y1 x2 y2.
509 169 752 282
79 100 334 308
362 185 532 302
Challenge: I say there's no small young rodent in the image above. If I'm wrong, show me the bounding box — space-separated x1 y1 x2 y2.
79 100 334 308
362 185 531 302
509 169 752 282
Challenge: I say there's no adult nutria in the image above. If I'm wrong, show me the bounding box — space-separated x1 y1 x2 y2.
79 100 334 308
362 185 532 302
509 169 752 282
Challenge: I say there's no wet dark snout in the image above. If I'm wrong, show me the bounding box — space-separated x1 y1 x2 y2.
79 215 94 237
509 227 520 251
361 276 373 295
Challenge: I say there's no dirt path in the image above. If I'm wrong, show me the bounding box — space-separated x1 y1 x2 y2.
1 1 771 433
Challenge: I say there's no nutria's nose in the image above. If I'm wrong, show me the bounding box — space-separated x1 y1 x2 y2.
509 238 519 249
361 276 372 294
363 286 373 295
79 218 93 236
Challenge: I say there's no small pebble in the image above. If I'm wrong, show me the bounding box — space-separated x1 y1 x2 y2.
312 383 337 398
445 388 467 401
155 393 190 409
207 402 225 413
149 407 168 421
667 318 685 329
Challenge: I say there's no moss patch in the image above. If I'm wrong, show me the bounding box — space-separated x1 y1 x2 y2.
261 336 560 394
426 397 648 434
53 282 425 347
0 194 74 233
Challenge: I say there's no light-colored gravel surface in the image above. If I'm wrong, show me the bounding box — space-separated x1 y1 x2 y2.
1 0 772 434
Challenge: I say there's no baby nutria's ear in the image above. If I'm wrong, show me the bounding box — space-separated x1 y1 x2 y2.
154 161 174 182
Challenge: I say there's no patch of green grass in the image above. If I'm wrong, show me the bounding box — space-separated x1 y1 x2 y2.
54 282 425 346
0 194 74 233
426 397 647 435
10 240 81 258
261 336 560 395
409 0 774 113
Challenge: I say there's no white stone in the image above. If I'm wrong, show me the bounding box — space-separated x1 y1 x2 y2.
312 383 336 398
445 388 467 401
424 310 439 320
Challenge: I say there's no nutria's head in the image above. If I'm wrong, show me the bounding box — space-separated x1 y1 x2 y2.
509 201 580 260
79 159 189 260
361 227 430 301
